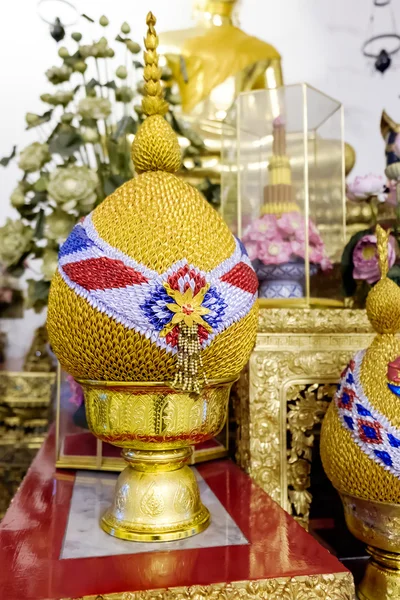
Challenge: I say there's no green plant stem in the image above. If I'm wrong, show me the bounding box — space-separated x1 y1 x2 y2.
82 72 88 96
95 59 104 98
93 147 105 199
104 59 110 100
122 100 130 179
84 144 91 167
79 149 87 166
124 132 130 180
96 122 109 164
103 117 112 142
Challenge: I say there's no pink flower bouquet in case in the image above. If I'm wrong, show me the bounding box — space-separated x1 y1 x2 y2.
242 212 332 270
241 212 332 299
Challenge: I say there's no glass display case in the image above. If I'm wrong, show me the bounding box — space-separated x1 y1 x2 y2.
221 83 346 306
55 366 229 471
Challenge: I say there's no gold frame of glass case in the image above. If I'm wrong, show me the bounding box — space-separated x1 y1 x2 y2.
221 83 346 308
55 364 229 471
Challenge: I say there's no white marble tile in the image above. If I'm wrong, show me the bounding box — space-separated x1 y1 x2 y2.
60 469 248 559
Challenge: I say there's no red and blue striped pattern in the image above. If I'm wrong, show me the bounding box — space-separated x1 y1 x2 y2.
58 215 258 353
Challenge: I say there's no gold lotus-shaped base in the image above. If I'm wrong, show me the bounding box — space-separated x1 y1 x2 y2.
78 377 235 541
101 447 210 541
341 493 400 600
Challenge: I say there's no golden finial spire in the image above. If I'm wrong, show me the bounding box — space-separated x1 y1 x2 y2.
131 12 181 173
376 224 390 280
142 12 168 117
366 225 400 334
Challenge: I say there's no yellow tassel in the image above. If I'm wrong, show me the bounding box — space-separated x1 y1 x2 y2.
173 324 208 394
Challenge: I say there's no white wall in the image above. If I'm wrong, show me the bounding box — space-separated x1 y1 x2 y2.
1 0 400 357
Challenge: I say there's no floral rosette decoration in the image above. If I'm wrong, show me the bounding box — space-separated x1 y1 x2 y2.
141 264 227 352
0 13 210 313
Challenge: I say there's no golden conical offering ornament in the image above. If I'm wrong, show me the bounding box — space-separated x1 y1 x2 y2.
321 226 400 597
47 12 258 541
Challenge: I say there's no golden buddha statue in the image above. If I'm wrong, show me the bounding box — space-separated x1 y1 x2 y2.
159 0 283 120
158 0 283 185
159 0 355 188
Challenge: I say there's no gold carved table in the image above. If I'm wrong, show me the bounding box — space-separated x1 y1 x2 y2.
0 361 55 518
0 430 354 599
234 308 373 528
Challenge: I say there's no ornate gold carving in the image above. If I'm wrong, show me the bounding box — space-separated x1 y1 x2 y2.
84 382 232 448
0 455 32 520
0 369 55 519
23 326 53 372
0 371 56 406
258 307 372 333
232 365 250 474
235 308 374 525
174 480 198 515
140 482 165 517
287 383 335 528
102 502 209 537
341 493 400 598
80 378 234 541
115 484 128 512
63 572 354 599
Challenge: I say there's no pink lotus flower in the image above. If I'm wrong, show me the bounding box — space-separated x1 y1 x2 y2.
277 212 304 237
290 239 305 257
242 211 332 270
289 239 332 270
309 246 325 265
308 219 324 246
258 240 292 265
353 233 396 284
347 174 386 203
242 214 278 242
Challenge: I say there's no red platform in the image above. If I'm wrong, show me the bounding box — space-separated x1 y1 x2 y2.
0 431 354 600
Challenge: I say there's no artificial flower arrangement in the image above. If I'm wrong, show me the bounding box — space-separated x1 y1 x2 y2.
237 114 333 300
242 212 332 270
342 173 400 305
241 211 332 298
0 13 208 313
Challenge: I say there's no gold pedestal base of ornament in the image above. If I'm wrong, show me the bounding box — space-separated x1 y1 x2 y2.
101 446 210 541
341 493 400 600
357 548 400 600
78 377 235 542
